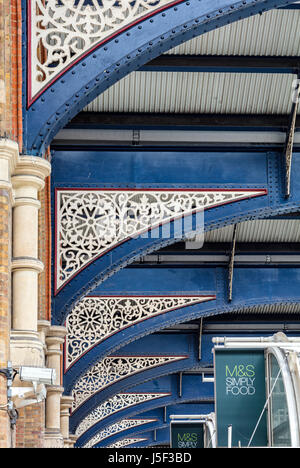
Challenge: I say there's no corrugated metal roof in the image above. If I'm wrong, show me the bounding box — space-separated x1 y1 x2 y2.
205 220 300 243
84 71 295 114
167 9 300 57
235 303 300 314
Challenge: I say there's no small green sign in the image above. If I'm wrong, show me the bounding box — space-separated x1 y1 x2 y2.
171 422 204 449
215 349 268 447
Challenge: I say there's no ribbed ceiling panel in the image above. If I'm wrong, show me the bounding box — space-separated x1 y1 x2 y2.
84 72 295 115
205 220 300 243
167 9 300 56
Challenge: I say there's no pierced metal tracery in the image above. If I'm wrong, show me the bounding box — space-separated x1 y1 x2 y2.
65 295 215 369
83 418 157 448
56 189 266 292
72 355 187 411
29 0 177 101
107 438 148 448
75 392 170 437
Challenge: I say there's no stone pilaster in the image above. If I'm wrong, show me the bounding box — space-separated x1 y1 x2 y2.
0 139 18 448
60 395 74 448
44 326 67 449
10 156 51 369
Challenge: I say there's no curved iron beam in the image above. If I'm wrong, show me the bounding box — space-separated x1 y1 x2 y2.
22 0 297 155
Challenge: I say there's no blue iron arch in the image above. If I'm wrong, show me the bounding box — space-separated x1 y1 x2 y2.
22 0 298 155
73 373 214 446
51 148 300 324
65 331 213 401
92 403 214 448
64 266 300 389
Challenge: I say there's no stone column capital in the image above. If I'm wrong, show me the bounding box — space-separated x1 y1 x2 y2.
0 138 19 174
61 395 74 410
11 257 44 273
14 155 51 181
46 326 67 349
46 385 64 396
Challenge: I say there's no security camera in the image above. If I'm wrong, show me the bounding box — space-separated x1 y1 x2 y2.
19 366 56 386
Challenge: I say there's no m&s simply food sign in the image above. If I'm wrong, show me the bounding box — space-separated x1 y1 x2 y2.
214 349 268 447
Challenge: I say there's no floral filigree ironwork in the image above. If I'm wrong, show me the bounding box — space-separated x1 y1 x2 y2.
56 188 266 291
83 418 157 448
107 438 148 448
72 355 187 411
75 392 170 437
29 0 176 101
65 295 214 369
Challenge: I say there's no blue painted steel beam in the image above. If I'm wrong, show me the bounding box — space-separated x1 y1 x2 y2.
74 373 214 447
93 403 214 448
139 55 300 74
64 333 213 395
22 0 298 155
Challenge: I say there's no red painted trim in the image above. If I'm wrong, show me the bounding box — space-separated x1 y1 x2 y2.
27 0 186 107
55 188 268 294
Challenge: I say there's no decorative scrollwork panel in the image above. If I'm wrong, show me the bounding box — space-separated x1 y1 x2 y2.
75 392 170 437
83 418 157 448
107 438 148 448
28 0 178 102
55 188 267 292
65 295 215 370
72 355 187 411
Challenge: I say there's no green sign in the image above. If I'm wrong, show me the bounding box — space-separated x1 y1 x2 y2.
171 422 204 449
215 349 268 447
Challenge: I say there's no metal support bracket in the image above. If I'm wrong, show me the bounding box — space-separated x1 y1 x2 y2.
284 77 300 198
178 372 183 398
198 318 203 361
0 362 18 428
228 224 238 302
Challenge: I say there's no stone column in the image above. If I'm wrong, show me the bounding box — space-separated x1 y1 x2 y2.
44 326 67 448
0 139 18 448
60 395 74 448
10 156 51 368
69 434 78 449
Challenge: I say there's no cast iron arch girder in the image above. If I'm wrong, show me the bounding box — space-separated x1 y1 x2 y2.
51 150 300 325
64 266 300 390
90 403 214 448
103 426 171 448
66 332 213 405
73 373 214 446
22 0 298 155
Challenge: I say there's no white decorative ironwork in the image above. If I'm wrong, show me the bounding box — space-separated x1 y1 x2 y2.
107 438 147 448
72 355 187 411
75 392 170 437
29 0 176 101
65 295 214 369
55 188 266 291
83 418 157 448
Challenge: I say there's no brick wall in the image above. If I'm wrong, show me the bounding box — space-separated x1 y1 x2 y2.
0 0 48 448
0 0 22 145
16 402 45 449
